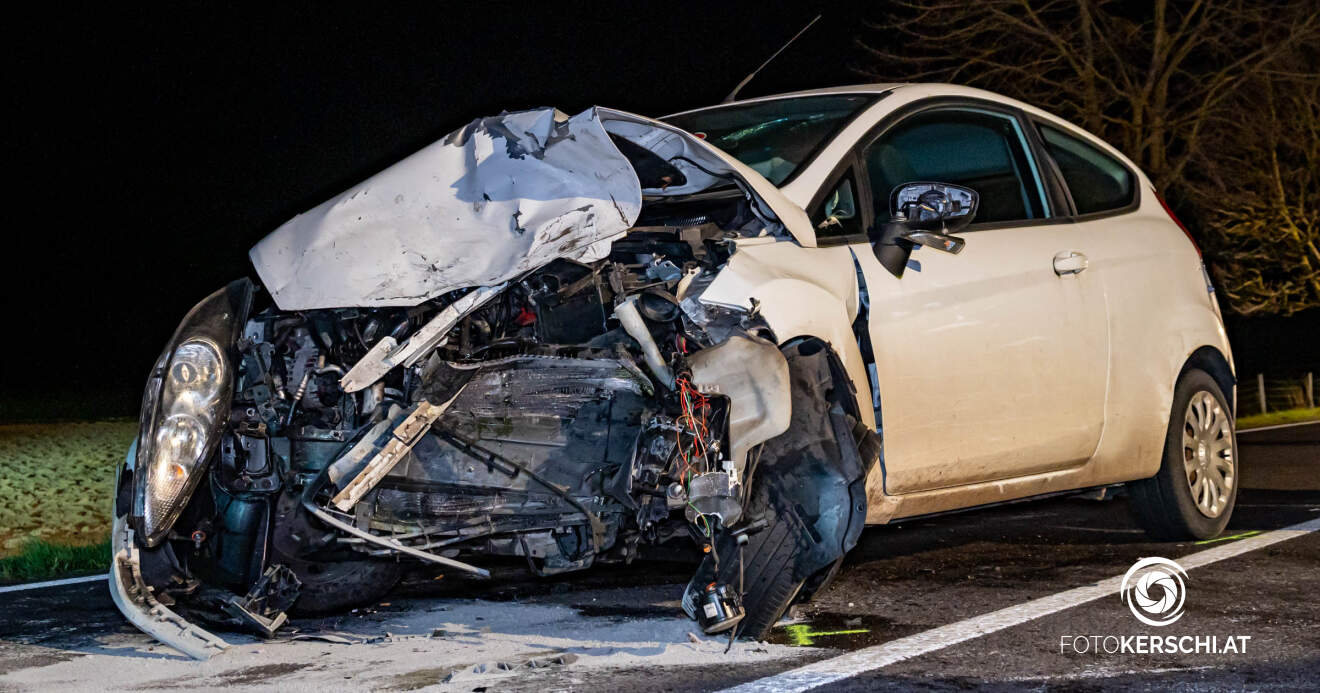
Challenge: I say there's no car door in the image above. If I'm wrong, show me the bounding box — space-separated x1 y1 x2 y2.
836 103 1109 495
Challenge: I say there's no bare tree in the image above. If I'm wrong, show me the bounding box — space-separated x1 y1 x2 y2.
1195 74 1320 315
853 0 1320 314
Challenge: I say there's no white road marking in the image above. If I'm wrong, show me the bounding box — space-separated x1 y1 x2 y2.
0 574 106 594
1238 420 1320 434
721 516 1320 693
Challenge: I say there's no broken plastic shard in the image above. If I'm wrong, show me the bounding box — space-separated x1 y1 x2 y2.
679 296 710 326
339 284 504 393
221 564 302 638
685 471 742 526
108 514 230 660
330 391 466 511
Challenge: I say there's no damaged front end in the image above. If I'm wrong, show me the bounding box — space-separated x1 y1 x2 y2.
112 106 872 658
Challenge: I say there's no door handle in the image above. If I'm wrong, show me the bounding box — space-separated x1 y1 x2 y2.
1053 251 1089 276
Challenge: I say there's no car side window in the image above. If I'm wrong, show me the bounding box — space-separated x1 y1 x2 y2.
863 108 1049 224
1037 124 1134 215
810 171 863 242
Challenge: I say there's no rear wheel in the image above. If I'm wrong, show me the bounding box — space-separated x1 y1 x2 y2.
1127 368 1238 540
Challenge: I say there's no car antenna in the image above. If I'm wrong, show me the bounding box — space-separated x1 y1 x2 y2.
723 14 822 104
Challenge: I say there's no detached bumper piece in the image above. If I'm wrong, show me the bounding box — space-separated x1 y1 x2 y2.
108 515 230 660
221 565 301 639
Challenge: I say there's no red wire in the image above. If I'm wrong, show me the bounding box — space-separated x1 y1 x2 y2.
674 376 712 482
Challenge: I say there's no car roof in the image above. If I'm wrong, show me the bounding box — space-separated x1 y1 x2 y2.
662 84 905 119
665 83 1147 190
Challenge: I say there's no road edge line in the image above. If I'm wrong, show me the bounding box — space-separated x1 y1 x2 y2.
0 573 107 594
1238 420 1320 434
719 516 1320 693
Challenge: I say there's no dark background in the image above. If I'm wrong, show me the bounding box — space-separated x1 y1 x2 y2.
3 4 1315 420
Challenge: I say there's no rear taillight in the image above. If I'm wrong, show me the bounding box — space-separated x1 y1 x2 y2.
1154 188 1200 258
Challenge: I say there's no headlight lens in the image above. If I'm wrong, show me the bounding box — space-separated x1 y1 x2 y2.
132 279 252 546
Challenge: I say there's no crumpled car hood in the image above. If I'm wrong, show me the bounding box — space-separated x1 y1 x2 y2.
249 106 812 310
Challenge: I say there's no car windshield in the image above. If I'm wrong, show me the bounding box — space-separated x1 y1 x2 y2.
662 94 874 186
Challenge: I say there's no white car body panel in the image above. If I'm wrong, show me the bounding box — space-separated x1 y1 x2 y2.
852 220 1109 495
696 83 1232 521
254 82 1234 524
700 240 874 430
249 107 643 311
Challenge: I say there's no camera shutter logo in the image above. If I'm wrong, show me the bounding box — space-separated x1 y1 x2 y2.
1120 557 1188 626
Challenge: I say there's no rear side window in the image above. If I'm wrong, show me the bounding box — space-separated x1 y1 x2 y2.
1038 125 1134 215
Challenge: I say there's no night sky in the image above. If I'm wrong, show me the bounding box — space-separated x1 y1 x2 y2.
4 5 1314 419
6 4 846 416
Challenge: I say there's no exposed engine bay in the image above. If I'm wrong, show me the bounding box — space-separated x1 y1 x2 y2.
242 212 782 576
110 106 875 659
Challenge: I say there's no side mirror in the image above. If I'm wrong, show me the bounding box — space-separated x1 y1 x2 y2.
890 181 978 245
869 181 979 277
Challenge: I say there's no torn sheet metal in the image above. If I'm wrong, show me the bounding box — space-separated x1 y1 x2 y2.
250 107 818 312
250 108 643 310
596 108 816 247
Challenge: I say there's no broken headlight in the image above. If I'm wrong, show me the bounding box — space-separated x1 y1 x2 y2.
133 279 252 547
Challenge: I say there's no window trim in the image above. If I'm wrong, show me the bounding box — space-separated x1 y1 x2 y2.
1021 115 1077 216
960 106 1052 219
1027 116 1142 222
807 153 872 247
853 98 1061 232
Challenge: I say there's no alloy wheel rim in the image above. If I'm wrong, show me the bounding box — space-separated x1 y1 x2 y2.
1182 390 1234 518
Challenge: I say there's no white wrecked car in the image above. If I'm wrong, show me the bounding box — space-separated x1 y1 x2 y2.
112 84 1239 659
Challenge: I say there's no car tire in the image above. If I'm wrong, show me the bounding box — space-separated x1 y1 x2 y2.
715 483 812 640
690 340 873 641
268 490 405 614
272 545 404 615
1127 368 1238 540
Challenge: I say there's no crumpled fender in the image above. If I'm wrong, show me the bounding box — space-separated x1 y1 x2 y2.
682 341 880 621
756 341 875 583
699 241 874 430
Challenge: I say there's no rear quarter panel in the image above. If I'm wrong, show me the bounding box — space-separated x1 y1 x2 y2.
1082 194 1234 485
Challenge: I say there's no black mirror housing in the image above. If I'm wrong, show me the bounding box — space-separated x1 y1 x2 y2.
870 181 979 277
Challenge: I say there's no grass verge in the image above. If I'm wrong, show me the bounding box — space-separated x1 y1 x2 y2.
1238 407 1320 430
0 537 110 584
0 420 134 556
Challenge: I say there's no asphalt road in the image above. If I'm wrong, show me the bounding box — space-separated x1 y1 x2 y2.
1 423 1316 692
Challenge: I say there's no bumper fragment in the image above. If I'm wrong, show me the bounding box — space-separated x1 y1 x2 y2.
109 514 229 660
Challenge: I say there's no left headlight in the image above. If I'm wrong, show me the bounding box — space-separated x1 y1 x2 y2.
132 278 253 547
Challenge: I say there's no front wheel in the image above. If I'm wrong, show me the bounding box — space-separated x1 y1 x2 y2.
1127 368 1238 540
269 490 404 614
685 340 874 640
